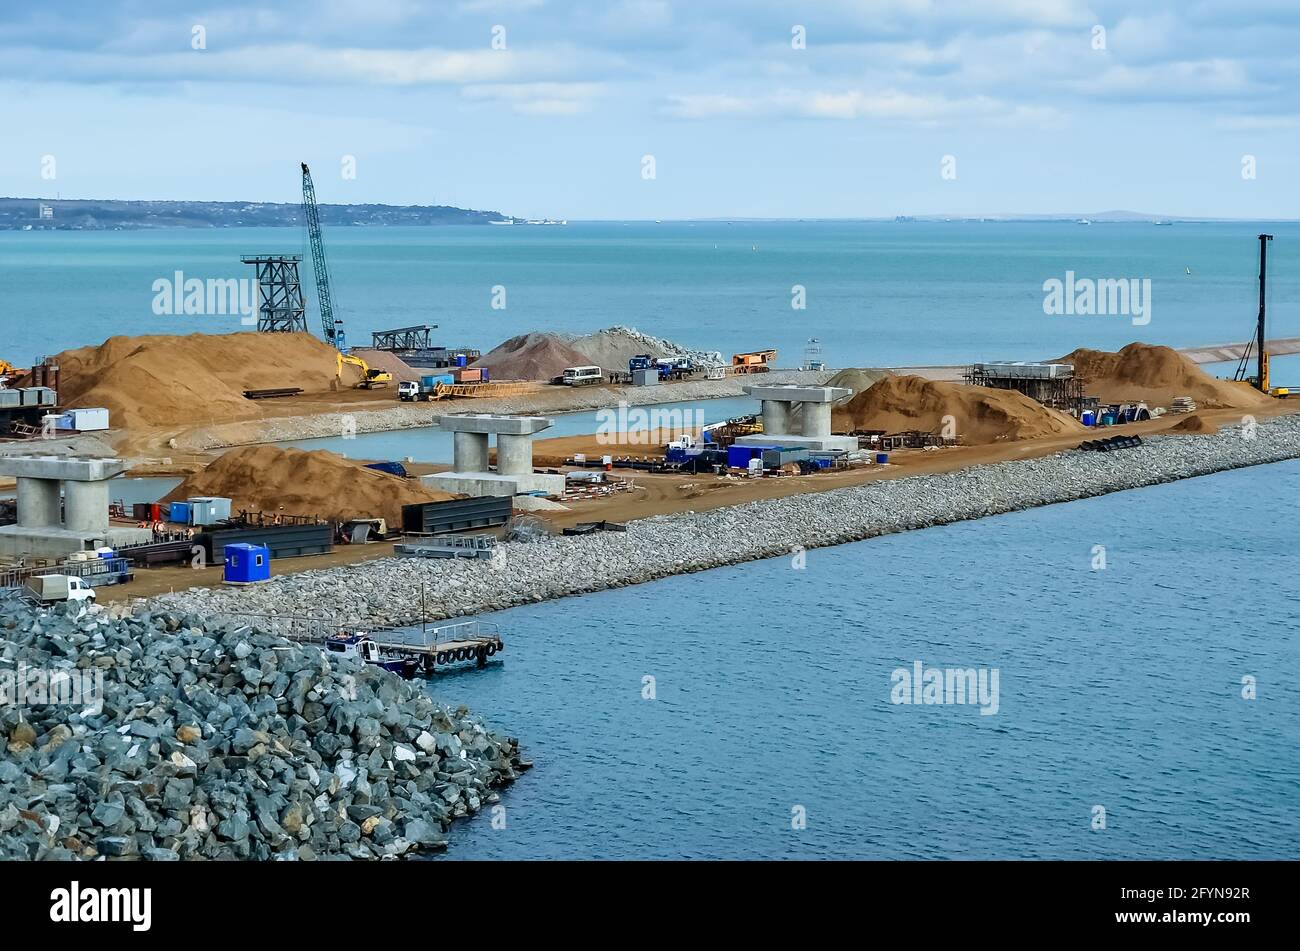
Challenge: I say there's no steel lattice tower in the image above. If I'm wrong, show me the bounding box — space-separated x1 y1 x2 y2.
241 254 308 333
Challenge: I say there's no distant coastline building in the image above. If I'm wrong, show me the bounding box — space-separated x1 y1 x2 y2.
38 203 53 220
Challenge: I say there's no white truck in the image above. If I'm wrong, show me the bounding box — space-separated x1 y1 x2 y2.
25 574 97 604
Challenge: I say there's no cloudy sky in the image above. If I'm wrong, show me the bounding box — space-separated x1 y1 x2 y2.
1 0 1296 218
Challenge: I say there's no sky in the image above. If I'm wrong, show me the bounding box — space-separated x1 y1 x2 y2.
0 0 1297 219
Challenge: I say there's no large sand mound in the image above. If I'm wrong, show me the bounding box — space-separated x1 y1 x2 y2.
163 445 453 524
54 332 360 430
349 348 422 383
824 367 891 399
472 333 595 381
1057 342 1271 410
833 374 1085 444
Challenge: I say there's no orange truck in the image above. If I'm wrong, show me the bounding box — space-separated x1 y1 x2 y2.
731 350 777 374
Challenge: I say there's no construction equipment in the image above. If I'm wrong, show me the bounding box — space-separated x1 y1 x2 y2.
301 162 348 353
337 352 392 389
0 358 19 386
731 349 777 374
1233 233 1288 397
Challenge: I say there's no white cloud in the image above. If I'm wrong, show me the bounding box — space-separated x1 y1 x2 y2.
461 81 603 114
662 88 1060 126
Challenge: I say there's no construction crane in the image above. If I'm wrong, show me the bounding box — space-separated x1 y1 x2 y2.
1233 233 1286 396
301 162 348 353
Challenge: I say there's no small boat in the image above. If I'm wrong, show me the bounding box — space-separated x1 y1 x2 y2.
324 631 420 678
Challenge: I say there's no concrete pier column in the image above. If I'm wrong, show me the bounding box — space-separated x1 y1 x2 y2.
496 433 534 476
16 477 61 528
802 402 832 438
761 400 792 436
63 479 109 533
453 431 490 473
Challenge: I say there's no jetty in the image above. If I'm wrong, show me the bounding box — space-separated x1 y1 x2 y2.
214 612 504 674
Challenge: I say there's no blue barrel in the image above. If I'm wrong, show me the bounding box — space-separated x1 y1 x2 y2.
1101 413 1115 426
456 354 468 367
1081 410 1096 426
875 452 889 464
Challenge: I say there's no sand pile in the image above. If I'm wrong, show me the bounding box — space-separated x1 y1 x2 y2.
472 333 595 381
1057 343 1272 410
349 348 422 383
53 332 360 430
1169 413 1220 435
570 325 724 374
824 368 891 400
833 374 1085 444
163 445 454 524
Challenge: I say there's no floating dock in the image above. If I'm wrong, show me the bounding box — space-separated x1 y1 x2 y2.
214 612 504 674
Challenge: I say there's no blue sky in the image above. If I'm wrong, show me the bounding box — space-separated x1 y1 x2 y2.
1 0 1296 219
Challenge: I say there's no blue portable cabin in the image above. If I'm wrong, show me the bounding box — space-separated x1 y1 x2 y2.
727 444 777 469
223 542 271 585
166 501 191 524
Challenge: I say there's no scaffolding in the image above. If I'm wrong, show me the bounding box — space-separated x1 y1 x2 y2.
964 362 1087 411
241 254 308 333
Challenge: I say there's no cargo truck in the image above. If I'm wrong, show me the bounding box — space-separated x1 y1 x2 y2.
25 574 97 604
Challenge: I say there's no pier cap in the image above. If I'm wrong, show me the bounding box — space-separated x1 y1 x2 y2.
744 385 852 403
436 414 553 435
0 455 127 481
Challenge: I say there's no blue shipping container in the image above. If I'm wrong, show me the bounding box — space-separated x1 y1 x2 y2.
167 501 190 524
727 445 776 469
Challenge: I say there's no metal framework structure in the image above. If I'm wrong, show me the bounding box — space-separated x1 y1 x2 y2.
241 255 308 333
964 364 1085 411
372 325 437 350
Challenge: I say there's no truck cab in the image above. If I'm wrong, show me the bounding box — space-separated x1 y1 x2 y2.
398 380 420 401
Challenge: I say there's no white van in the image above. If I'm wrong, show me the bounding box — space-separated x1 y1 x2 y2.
562 366 603 386
26 574 97 604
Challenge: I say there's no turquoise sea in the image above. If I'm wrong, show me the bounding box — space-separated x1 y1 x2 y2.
2 220 1297 371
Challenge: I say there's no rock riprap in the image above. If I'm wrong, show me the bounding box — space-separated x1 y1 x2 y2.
0 598 525 861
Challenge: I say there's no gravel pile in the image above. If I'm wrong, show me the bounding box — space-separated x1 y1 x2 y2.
0 598 526 861
156 415 1300 627
569 325 726 373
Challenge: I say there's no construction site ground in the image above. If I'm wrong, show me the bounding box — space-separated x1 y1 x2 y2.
92 400 1299 605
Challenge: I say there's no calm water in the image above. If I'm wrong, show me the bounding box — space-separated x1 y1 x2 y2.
279 396 758 461
423 461 1300 860
3 221 1297 369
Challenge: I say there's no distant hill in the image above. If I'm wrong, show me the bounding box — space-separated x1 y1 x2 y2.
0 197 518 230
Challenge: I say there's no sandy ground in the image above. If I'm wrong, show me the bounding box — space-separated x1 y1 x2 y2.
93 400 1300 605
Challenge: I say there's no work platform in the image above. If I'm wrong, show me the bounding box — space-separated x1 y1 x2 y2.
213 613 504 675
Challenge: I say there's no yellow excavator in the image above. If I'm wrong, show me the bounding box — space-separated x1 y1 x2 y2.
337 352 393 389
0 359 20 387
